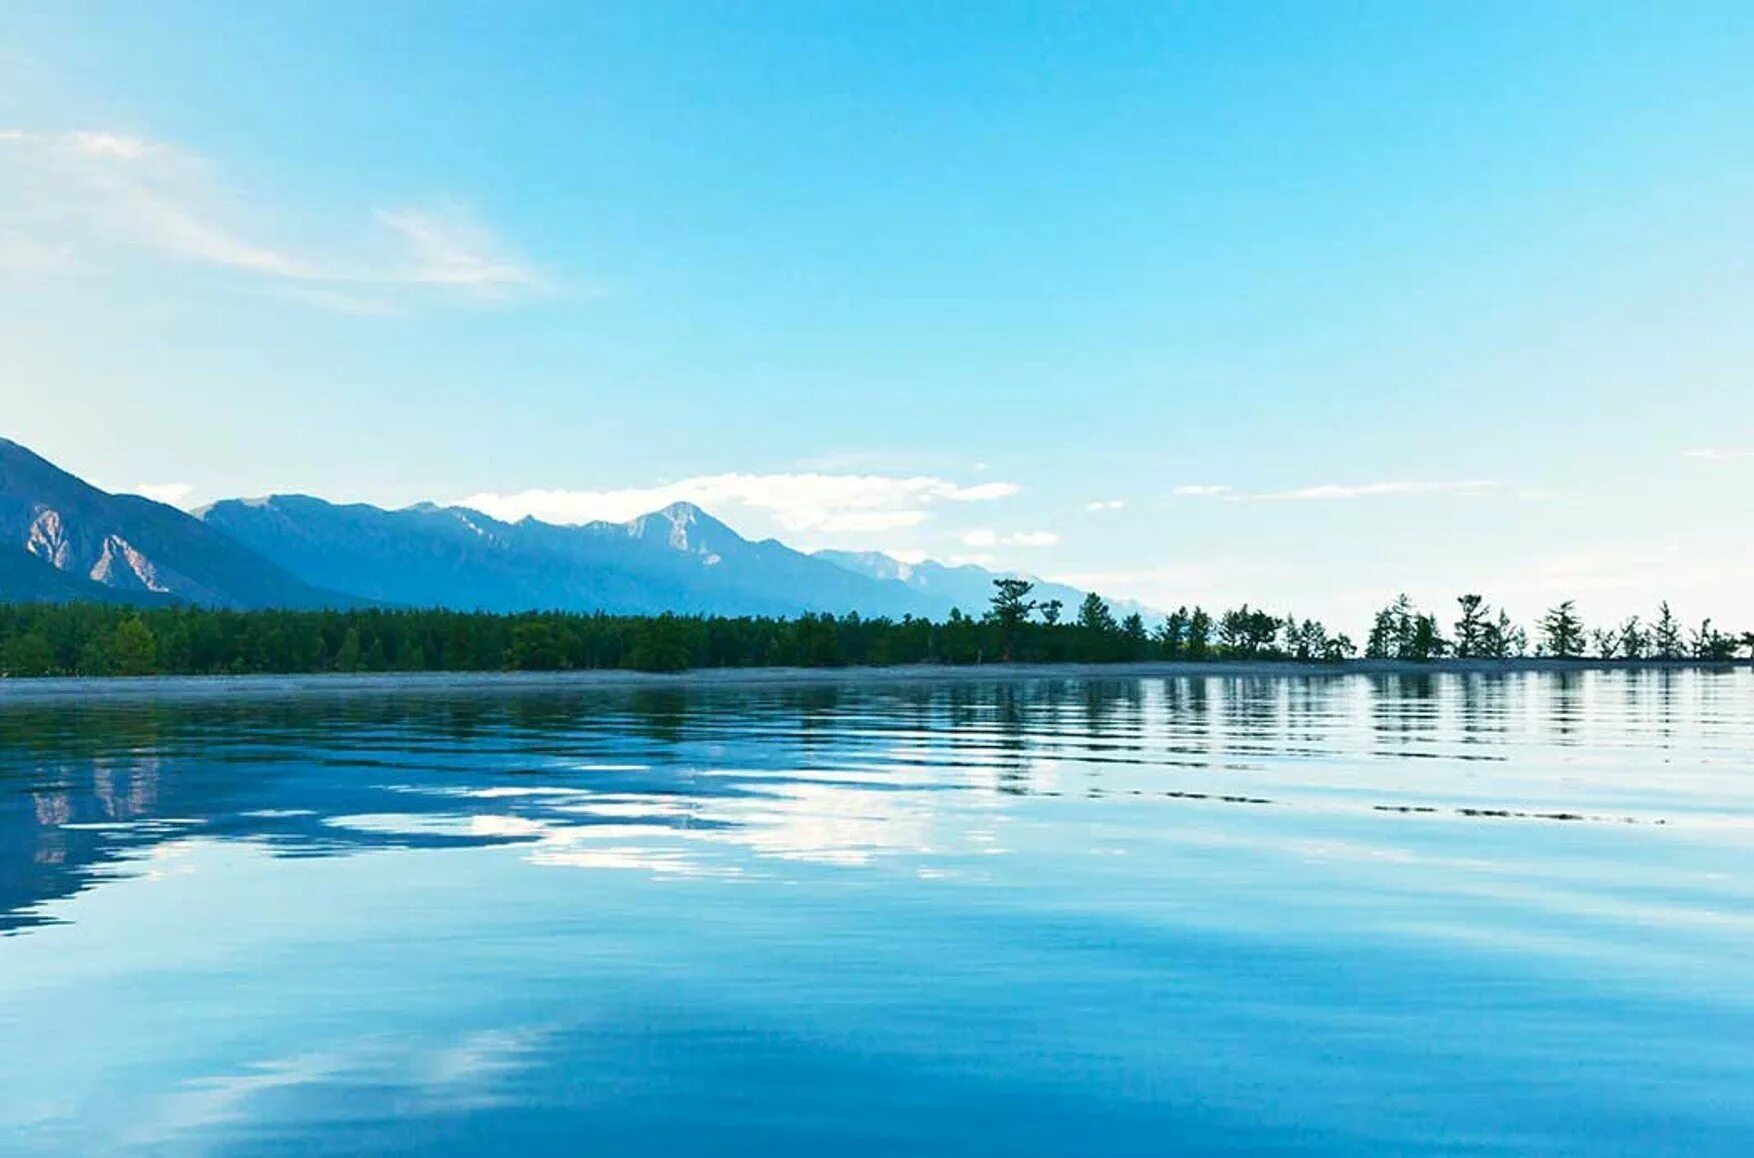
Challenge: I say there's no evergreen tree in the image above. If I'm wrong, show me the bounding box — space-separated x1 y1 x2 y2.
1539 601 1586 658
1618 616 1647 659
1652 602 1683 659
1366 595 1415 659
1185 607 1213 660
1323 633 1357 662
1155 607 1190 659
1076 592 1117 633
1406 613 1446 661
1120 612 1148 660
1690 619 1737 662
1453 595 1489 658
1075 593 1118 661
986 579 1036 661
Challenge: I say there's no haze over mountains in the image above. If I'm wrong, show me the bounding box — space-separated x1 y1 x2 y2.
0 437 1132 619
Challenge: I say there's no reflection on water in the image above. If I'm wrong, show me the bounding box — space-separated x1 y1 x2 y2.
2 670 1753 1154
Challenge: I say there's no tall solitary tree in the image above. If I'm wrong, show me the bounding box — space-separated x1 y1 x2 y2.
1652 602 1683 660
986 579 1037 661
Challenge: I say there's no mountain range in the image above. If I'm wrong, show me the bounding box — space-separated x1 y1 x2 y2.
0 437 1142 620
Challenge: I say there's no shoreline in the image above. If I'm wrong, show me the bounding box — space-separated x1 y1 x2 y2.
0 657 1747 704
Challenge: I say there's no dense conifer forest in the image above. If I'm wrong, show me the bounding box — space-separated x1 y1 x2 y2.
0 584 1747 678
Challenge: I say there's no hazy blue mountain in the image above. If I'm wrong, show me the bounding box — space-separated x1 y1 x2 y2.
1 437 1159 620
0 438 346 609
197 495 929 617
814 549 1158 621
0 542 173 605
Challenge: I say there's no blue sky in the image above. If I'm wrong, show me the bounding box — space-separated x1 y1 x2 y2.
3 1 1752 629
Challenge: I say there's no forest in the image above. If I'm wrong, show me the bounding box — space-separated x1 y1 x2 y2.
0 583 1748 678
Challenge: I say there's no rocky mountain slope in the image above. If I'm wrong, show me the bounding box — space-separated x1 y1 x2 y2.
0 438 348 609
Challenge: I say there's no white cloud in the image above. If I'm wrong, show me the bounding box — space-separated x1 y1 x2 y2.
1171 480 1501 502
1257 480 1501 501
129 482 196 508
0 129 540 310
455 472 1019 534
961 528 1060 548
1683 447 1754 461
818 510 930 533
66 130 155 159
1085 499 1126 512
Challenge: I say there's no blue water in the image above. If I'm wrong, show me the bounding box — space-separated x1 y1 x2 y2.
2 670 1752 1154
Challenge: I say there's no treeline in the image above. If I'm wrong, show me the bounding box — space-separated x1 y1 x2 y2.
0 586 1748 678
1362 593 1747 661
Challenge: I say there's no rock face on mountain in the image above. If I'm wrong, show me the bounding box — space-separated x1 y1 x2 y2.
0 542 170 605
0 438 346 609
197 496 927 617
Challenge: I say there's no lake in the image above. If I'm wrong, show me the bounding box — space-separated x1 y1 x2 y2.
2 669 1752 1154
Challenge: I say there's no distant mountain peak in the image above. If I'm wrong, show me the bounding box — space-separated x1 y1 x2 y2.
1 440 348 609
623 500 736 554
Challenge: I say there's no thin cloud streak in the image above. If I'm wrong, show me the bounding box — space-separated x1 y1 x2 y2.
962 528 1060 548
1172 480 1503 502
1257 480 1502 501
0 129 542 310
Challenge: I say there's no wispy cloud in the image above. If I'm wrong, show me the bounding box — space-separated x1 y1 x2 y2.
1257 479 1501 501
961 528 1060 548
1683 446 1754 461
1172 480 1501 502
454 472 1020 534
1085 499 1126 512
0 129 542 311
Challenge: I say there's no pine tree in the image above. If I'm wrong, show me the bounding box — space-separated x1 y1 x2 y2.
1453 595 1489 658
986 579 1036 661
1652 602 1683 659
1539 601 1586 659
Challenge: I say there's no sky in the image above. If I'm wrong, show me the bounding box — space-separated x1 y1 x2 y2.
3 1 1752 632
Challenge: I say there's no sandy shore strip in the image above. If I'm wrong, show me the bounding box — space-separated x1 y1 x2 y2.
0 658 1745 704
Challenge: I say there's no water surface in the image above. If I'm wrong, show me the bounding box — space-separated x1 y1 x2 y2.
2 670 1752 1154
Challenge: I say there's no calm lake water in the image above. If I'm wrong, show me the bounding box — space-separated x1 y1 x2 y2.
2 670 1752 1154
